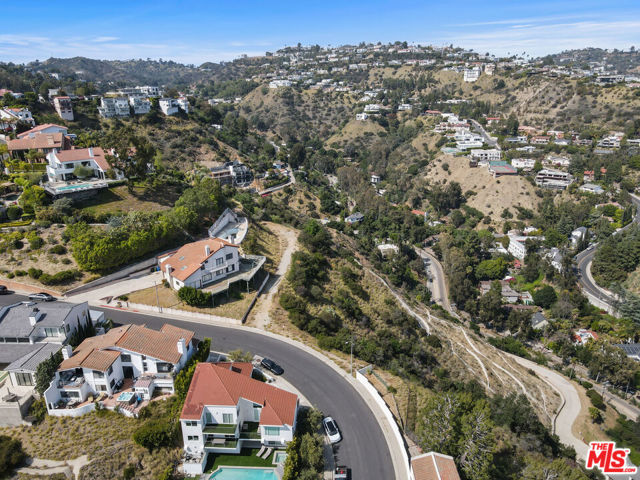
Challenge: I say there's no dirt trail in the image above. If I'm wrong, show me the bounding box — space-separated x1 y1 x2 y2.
18 455 90 479
250 224 299 329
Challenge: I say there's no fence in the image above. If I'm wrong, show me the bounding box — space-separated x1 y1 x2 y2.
356 366 412 480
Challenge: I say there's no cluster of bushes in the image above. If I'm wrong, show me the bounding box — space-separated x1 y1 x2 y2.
487 336 530 358
282 408 325 480
0 435 26 477
177 286 213 307
586 389 606 410
49 244 67 255
38 269 81 285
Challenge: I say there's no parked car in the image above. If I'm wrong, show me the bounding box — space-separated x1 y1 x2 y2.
323 416 342 444
28 292 56 302
260 357 284 375
334 466 349 479
0 285 8 295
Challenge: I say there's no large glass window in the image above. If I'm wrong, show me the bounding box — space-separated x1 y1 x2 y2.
120 354 131 363
93 370 104 378
223 413 233 424
253 407 261 421
264 427 280 436
216 257 224 266
15 372 33 386
205 411 213 424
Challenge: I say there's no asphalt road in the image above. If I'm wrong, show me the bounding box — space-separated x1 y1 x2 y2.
469 119 499 148
0 293 395 480
575 193 640 309
416 247 451 313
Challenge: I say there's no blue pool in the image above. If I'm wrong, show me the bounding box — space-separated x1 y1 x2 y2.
56 183 92 191
209 467 278 480
117 392 134 402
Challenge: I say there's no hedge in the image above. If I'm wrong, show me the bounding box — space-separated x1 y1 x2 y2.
39 269 82 286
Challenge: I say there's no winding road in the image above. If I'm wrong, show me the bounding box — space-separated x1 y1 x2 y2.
0 294 396 480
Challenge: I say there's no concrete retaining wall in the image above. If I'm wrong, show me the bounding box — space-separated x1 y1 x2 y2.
356 366 411 480
48 402 96 417
125 302 242 325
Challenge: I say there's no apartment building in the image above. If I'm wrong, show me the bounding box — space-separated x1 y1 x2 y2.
97 97 130 118
53 96 74 121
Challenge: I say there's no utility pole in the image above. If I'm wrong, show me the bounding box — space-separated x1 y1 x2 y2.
346 334 355 376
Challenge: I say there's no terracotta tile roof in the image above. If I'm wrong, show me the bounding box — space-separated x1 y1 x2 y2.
181 363 298 425
213 361 254 377
8 132 65 152
159 237 238 282
411 452 461 480
17 124 67 138
59 323 194 372
53 147 110 172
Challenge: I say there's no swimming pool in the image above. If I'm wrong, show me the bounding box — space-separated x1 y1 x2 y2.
117 392 134 402
273 451 287 464
209 467 277 480
56 183 92 191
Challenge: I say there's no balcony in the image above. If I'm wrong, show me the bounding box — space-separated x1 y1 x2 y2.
239 422 261 439
204 438 238 449
203 423 237 435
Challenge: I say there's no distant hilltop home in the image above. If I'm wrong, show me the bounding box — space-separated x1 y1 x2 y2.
180 362 299 475
46 147 110 183
159 97 189 115
98 97 130 118
210 161 253 187
159 238 240 291
463 66 481 82
470 148 501 164
345 212 364 224
535 169 574 190
53 96 74 121
44 323 195 418
0 301 103 426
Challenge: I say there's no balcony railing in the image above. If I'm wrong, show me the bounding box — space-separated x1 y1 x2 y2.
58 377 85 389
203 423 237 434
239 422 260 439
205 439 238 449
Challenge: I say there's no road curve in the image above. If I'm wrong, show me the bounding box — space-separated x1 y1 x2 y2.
0 294 396 480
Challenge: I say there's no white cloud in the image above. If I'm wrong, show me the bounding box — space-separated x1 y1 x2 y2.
93 36 119 43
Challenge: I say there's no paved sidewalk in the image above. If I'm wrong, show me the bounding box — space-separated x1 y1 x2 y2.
65 271 162 304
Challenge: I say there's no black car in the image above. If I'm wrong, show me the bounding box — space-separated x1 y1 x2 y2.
260 357 284 375
0 285 8 295
28 292 56 302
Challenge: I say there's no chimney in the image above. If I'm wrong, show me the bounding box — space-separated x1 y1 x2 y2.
29 308 41 326
61 345 73 360
205 244 211 256
177 338 186 355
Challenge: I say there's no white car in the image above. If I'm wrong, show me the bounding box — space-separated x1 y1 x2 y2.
323 416 342 444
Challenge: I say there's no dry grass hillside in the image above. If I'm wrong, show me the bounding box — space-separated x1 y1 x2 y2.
326 118 385 145
424 154 540 223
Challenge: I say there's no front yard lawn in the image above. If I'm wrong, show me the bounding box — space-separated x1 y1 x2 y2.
205 448 275 472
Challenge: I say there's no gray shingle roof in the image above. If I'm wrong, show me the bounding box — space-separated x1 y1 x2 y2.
5 343 61 373
615 344 640 358
0 302 80 339
0 343 42 366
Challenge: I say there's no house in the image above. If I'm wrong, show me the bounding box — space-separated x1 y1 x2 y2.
210 161 253 186
479 280 530 304
364 104 381 113
398 104 412 111
470 149 501 163
488 161 517 178
508 236 527 260
463 67 480 82
411 451 461 480
579 183 604 195
370 173 381 184
355 112 369 121
0 301 101 389
129 96 151 115
571 227 588 247
269 80 292 88
158 238 240 291
573 329 598 346
505 136 528 144
46 147 112 183
17 124 68 139
97 97 130 118
597 136 621 149
377 244 399 256
180 362 299 475
544 155 570 167
208 208 248 244
535 169 574 190
8 131 71 160
531 136 550 145
159 98 189 116
44 323 195 417
614 344 640 361
0 107 35 129
53 96 74 121
531 311 549 330
545 247 563 271
584 170 595 181
345 212 364 224
511 158 535 171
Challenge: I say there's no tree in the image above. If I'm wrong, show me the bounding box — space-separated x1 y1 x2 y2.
0 435 26 477
475 258 508 280
35 351 63 395
19 185 46 213
73 165 93 179
533 285 557 309
133 419 175 450
289 143 306 169
478 281 505 327
6 205 22 220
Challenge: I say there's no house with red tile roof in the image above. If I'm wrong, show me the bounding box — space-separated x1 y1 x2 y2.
158 237 240 290
46 147 112 183
411 452 461 480
0 107 35 129
180 362 299 475
17 123 68 138
43 323 195 417
7 131 70 159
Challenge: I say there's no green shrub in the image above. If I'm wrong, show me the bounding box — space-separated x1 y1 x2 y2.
132 419 175 450
581 380 593 389
49 244 67 255
28 235 44 250
586 389 606 410
39 269 82 286
0 435 26 476
14 270 27 277
28 268 43 279
177 286 212 307
6 205 22 221
6 272 14 279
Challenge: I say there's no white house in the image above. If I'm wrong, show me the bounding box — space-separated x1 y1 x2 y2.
97 97 130 118
370 173 381 184
511 158 536 171
46 147 112 183
180 362 299 475
470 149 501 163
44 323 195 416
177 97 189 114
463 67 481 82
535 169 574 190
364 104 382 113
159 98 189 116
579 183 604 195
355 112 369 121
129 97 151 115
0 107 35 128
398 104 412 111
159 237 240 291
269 80 292 88
508 236 527 260
53 96 74 121
571 227 588 247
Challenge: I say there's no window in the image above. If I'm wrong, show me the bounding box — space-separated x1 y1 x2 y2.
230 264 235 272
110 379 115 388
143 362 148 372
185 421 198 427
223 413 233 424
253 407 261 422
97 385 107 392
264 427 280 436
216 257 224 266
107 365 113 376
187 435 199 441
216 269 224 276
15 372 33 386
226 253 233 260
205 411 213 424
120 354 131 363
93 370 104 378
44 327 60 337
66 324 70 332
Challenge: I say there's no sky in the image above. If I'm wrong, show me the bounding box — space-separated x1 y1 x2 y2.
1 0 640 65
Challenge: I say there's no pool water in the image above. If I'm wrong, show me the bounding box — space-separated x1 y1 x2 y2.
56 183 92 191
273 451 287 464
209 467 278 480
117 392 134 402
